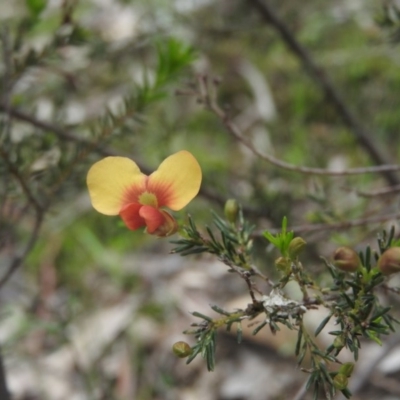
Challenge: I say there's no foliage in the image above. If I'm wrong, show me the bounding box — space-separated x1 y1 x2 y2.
1 1 400 399
172 207 400 399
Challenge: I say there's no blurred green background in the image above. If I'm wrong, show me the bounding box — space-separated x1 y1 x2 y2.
1 0 400 399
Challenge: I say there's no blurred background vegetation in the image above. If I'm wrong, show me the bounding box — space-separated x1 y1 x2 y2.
1 0 400 399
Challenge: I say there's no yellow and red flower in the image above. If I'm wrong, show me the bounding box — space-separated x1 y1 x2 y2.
87 150 202 237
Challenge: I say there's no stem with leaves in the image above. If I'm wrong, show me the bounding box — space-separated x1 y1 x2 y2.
171 204 399 399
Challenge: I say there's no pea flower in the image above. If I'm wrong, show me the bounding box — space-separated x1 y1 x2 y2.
87 150 202 237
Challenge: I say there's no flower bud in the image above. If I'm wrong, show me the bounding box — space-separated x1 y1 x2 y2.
333 374 348 390
172 341 192 358
338 362 354 377
288 237 307 258
224 199 239 223
333 336 345 349
275 256 290 271
333 247 360 272
378 247 400 275
150 210 178 237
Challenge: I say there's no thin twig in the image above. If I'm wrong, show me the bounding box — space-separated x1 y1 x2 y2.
7 95 400 180
243 271 259 302
0 210 44 289
0 103 115 157
246 0 400 186
0 347 10 400
0 147 43 213
1 26 13 143
197 75 400 177
222 258 264 297
45 105 137 204
254 210 400 236
250 263 275 286
354 184 400 198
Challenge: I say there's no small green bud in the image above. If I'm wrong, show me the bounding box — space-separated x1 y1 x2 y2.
333 373 348 390
378 247 400 275
338 362 354 377
333 247 360 272
224 199 239 223
288 237 307 258
172 341 192 358
275 256 290 271
333 336 345 349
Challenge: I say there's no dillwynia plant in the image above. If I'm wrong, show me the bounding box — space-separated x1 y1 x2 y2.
171 208 400 399
86 152 400 400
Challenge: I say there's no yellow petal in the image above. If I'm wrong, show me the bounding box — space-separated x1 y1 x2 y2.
87 156 146 215
148 151 202 211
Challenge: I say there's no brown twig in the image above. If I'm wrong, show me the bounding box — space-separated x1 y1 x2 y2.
250 263 275 287
220 255 275 295
196 75 400 177
0 103 116 157
246 0 399 186
0 147 43 213
253 210 400 236
1 26 13 144
354 184 400 198
0 210 44 289
0 347 10 400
